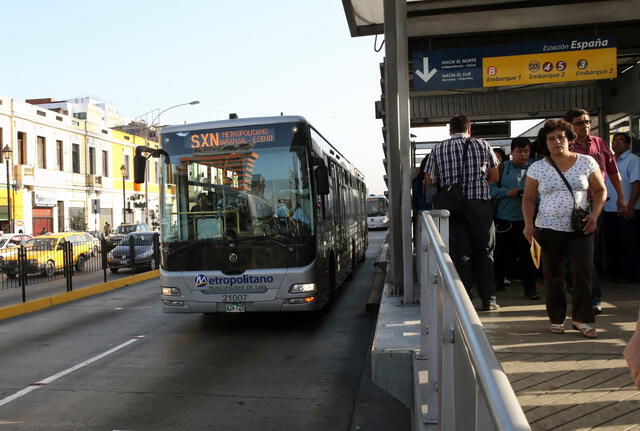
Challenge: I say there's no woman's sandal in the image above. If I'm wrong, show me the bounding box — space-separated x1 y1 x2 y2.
572 322 598 338
550 324 565 334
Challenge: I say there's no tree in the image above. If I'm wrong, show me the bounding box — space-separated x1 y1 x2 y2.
70 213 88 232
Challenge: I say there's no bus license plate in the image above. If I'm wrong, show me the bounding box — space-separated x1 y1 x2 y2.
225 303 246 313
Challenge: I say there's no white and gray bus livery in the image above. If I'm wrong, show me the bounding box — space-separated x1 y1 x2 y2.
134 116 368 313
366 195 389 229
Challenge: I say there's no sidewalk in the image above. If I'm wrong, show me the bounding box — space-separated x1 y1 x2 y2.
480 280 640 430
0 268 158 320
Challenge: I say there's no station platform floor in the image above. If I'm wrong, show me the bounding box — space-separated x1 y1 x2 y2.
480 279 640 430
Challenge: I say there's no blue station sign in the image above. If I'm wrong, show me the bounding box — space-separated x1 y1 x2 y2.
412 37 616 91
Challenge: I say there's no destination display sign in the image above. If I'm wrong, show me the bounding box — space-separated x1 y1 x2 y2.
186 127 276 151
412 37 616 91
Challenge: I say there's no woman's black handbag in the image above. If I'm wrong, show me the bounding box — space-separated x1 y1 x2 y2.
546 157 591 234
432 139 470 217
570 207 590 232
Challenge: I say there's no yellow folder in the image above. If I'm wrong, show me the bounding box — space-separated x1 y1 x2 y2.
530 237 541 269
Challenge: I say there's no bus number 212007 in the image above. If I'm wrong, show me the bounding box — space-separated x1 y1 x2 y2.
222 294 248 302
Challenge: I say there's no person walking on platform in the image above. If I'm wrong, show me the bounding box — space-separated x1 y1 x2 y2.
490 137 540 300
603 132 640 284
523 119 606 338
565 109 624 315
424 115 500 311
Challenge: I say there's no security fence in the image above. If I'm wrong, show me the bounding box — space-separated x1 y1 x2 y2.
0 233 160 303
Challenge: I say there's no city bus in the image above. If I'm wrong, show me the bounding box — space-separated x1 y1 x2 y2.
367 195 389 229
134 116 367 313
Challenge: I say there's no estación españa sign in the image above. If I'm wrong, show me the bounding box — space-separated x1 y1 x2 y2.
413 37 617 91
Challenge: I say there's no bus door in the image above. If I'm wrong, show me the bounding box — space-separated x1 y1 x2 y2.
332 162 346 253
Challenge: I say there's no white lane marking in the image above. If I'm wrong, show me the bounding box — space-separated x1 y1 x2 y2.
0 335 145 408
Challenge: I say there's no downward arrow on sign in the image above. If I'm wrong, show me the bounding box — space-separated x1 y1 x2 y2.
415 57 438 84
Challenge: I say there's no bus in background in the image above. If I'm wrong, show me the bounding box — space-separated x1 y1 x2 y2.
134 116 367 313
367 195 389 230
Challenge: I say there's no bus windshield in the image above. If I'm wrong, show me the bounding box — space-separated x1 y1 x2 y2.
367 197 388 217
160 123 314 244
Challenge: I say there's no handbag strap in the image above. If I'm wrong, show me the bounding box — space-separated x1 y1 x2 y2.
546 156 578 209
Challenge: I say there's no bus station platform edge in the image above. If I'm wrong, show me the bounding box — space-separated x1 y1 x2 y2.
0 270 159 321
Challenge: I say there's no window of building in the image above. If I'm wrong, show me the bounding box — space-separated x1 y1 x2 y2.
17 132 26 165
123 154 130 179
89 147 96 175
72 143 80 173
37 136 46 169
56 140 63 171
102 150 109 177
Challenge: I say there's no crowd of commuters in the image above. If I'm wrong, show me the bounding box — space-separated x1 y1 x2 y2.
416 112 638 341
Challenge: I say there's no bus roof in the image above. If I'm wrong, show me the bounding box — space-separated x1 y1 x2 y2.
160 115 307 135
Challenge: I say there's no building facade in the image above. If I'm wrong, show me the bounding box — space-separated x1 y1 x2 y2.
0 97 163 235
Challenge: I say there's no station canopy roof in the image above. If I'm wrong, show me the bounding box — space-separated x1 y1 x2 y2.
343 0 640 124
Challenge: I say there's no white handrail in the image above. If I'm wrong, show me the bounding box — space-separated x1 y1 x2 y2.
417 210 530 431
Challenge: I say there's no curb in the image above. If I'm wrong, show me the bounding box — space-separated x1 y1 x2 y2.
0 270 159 321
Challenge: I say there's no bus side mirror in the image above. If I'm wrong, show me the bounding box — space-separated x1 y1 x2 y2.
134 154 146 184
315 163 329 195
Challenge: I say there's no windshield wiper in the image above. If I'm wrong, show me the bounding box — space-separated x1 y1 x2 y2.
224 231 296 252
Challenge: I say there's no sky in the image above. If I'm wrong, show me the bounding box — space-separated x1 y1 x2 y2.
0 1 537 195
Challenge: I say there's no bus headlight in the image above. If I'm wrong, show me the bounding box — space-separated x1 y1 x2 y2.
289 283 316 293
162 287 181 296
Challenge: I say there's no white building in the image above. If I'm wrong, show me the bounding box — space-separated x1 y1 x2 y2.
0 97 162 234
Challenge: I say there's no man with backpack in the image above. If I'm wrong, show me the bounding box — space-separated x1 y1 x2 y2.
424 115 500 311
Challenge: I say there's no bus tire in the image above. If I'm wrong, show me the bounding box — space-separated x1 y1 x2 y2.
346 241 357 280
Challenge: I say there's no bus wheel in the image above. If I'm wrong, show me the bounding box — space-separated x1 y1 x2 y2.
329 256 337 293
347 243 357 280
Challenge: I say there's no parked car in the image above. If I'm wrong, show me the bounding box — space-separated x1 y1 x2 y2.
0 233 34 263
107 232 158 273
1 232 91 278
79 232 100 256
106 223 152 246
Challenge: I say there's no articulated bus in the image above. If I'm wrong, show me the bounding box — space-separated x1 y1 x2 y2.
134 116 368 313
366 195 389 230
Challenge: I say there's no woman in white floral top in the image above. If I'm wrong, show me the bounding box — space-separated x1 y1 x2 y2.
522 119 606 338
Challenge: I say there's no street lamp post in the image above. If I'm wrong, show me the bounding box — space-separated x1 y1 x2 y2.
150 100 199 127
2 146 12 233
120 164 127 224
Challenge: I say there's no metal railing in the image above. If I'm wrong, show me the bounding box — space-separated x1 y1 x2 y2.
0 234 159 303
415 210 530 431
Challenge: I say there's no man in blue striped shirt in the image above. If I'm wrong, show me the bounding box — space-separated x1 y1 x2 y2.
424 115 500 311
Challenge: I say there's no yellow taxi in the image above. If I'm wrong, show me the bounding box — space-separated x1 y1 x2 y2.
1 232 93 278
